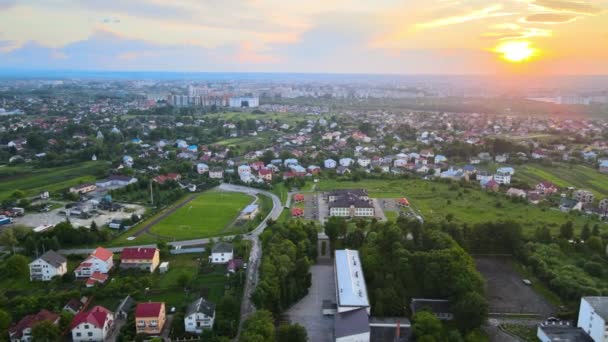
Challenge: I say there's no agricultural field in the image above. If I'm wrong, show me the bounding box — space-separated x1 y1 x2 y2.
313 178 605 236
514 163 608 199
204 111 321 125
148 191 253 240
0 161 109 200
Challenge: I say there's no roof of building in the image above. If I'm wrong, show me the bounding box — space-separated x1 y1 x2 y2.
186 297 216 317
64 298 84 312
37 250 67 268
9 309 59 338
91 247 113 261
334 307 369 338
212 242 233 254
115 295 135 314
70 306 112 329
583 297 608 320
335 249 369 308
120 247 158 260
538 324 593 342
330 196 373 209
135 302 164 318
410 298 451 315
369 318 412 342
242 204 258 214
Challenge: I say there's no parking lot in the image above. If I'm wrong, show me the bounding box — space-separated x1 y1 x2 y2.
286 263 335 342
475 256 555 315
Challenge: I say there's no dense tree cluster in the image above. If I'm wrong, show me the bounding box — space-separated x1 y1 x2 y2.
251 220 318 314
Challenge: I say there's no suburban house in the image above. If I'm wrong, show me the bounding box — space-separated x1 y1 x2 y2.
506 188 527 198
493 171 511 185
184 297 216 334
120 248 160 273
74 247 114 278
574 190 595 204
600 160 608 174
196 163 209 174
69 183 97 194
210 243 233 264
153 173 181 184
209 167 224 179
536 181 558 195
29 250 67 281
70 306 114 342
324 159 337 169
599 198 608 213
63 298 85 315
135 302 166 335
9 309 60 342
410 298 453 320
258 168 273 181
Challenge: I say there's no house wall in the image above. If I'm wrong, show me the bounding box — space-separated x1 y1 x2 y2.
72 317 113 342
184 311 215 334
336 331 370 342
577 298 608 342
136 307 166 335
29 259 67 281
211 252 233 264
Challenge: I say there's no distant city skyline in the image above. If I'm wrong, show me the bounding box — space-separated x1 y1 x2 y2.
0 0 607 75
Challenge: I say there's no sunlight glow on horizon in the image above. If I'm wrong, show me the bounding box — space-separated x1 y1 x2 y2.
494 41 537 63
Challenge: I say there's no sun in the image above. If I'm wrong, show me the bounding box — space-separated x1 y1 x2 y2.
494 41 537 62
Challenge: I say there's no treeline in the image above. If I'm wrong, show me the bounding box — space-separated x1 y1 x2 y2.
251 220 318 314
240 310 307 342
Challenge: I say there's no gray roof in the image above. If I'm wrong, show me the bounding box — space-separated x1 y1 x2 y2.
186 297 216 317
334 308 369 338
583 297 608 320
38 250 67 268
116 295 135 314
212 242 233 254
410 298 451 315
330 196 373 209
538 325 593 342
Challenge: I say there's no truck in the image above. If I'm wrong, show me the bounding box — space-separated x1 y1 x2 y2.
0 216 12 225
11 207 25 216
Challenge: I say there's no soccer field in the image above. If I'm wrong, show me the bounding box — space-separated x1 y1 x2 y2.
149 191 254 239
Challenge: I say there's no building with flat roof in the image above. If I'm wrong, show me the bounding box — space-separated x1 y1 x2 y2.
537 324 593 342
578 297 608 342
334 307 370 342
334 249 370 314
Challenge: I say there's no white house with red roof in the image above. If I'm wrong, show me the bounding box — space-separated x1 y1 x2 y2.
70 306 114 342
258 168 273 181
74 247 114 278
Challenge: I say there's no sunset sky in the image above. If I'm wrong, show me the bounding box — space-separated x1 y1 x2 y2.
0 0 607 74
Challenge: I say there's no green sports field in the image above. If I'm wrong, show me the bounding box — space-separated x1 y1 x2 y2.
149 191 254 239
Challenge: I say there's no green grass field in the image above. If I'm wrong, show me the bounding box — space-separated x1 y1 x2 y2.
314 178 604 236
148 191 253 240
514 163 608 199
0 161 109 200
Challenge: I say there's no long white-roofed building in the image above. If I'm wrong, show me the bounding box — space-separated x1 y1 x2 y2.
334 249 370 315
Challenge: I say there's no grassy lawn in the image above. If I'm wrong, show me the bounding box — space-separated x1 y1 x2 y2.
515 163 608 199
500 324 538 342
271 183 289 205
314 178 603 236
0 161 109 200
385 210 399 221
510 261 563 307
149 191 253 240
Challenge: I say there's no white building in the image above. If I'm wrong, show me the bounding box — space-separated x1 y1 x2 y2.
209 167 224 179
324 159 337 169
196 163 209 174
357 158 371 167
494 171 511 185
184 297 216 334
229 96 259 108
578 297 608 342
238 164 252 175
339 158 354 167
334 249 370 314
209 243 233 264
71 306 114 342
74 247 114 278
29 250 67 281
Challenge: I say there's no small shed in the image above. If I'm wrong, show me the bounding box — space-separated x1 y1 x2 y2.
159 261 170 274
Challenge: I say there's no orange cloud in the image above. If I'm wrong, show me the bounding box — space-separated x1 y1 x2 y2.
236 42 279 64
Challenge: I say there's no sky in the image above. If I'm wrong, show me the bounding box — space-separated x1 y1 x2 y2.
0 0 607 75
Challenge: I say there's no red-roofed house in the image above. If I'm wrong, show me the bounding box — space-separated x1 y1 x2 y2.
398 198 410 207
250 161 265 171
535 181 558 195
85 271 109 287
293 194 305 203
291 207 304 217
153 173 181 184
135 302 166 335
74 247 114 278
71 306 114 342
483 179 500 192
9 309 59 342
120 248 160 273
227 258 244 273
258 168 273 181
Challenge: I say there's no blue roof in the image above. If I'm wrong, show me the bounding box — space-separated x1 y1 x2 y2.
335 249 369 308
600 160 608 167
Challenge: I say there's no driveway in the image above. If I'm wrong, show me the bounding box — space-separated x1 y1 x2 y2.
286 263 335 342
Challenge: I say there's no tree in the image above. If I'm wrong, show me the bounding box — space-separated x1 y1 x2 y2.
276 323 308 342
412 311 442 340
32 320 60 341
534 226 552 243
0 309 10 334
587 236 604 255
177 272 193 289
581 223 591 241
559 221 574 240
592 224 600 236
240 310 275 342
451 291 488 331
0 229 18 253
5 254 29 279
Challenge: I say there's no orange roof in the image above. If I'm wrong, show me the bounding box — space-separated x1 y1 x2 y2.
92 247 113 261
291 207 304 216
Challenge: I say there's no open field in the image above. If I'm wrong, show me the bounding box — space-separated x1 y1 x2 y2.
203 111 322 125
313 178 604 236
148 191 253 240
0 161 109 200
514 163 608 199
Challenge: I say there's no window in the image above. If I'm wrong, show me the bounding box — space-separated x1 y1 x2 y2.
84 325 89 329
88 332 93 337
76 333 81 337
